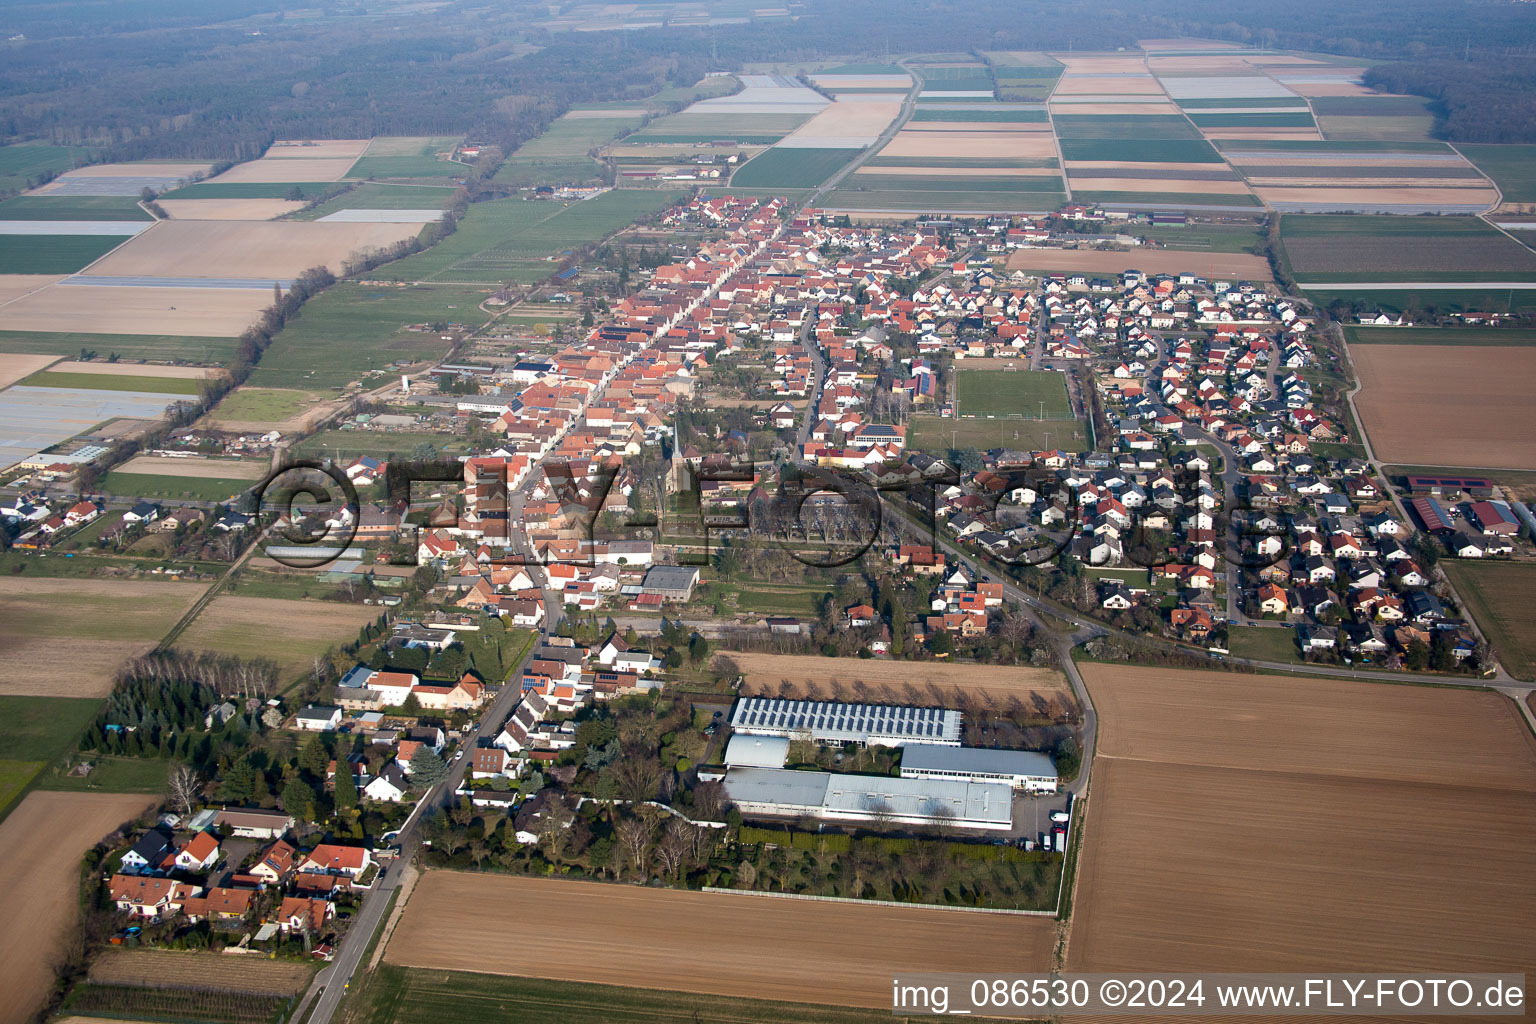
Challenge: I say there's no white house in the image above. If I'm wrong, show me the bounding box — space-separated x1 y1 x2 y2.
294 706 342 732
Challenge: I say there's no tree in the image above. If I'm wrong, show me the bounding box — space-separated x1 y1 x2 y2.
334 758 358 811
299 735 330 779
615 815 652 876
167 765 202 820
929 629 954 656
612 747 663 802
216 760 256 804
409 746 449 791
537 797 576 861
282 779 316 823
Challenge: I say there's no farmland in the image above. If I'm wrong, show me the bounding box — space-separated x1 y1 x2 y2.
1350 344 1536 470
89 950 312 995
957 368 1071 418
1443 561 1536 681
0 143 93 194
0 330 237 362
731 148 861 188
0 234 127 274
910 414 1088 453
0 282 274 339
0 791 155 1024
98 471 256 502
1068 665 1536 981
1345 326 1536 346
0 578 208 698
23 370 200 395
347 137 464 180
116 455 265 479
0 695 101 819
1459 144 1536 204
296 183 457 220
727 649 1071 709
209 387 320 424
350 965 920 1024
378 191 680 284
176 595 380 679
83 220 429 281
500 116 645 186
384 873 1054 1010
0 196 150 220
1280 214 1536 284
1005 246 1272 280
246 282 491 391
158 181 338 200
0 353 60 388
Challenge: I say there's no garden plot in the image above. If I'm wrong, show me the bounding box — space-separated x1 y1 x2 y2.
83 220 427 280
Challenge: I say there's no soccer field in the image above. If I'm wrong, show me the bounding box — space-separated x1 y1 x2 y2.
957 368 1071 418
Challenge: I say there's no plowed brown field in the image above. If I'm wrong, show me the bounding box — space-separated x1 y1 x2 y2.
1068 664 1536 1013
1007 247 1272 281
725 650 1072 710
1351 345 1536 470
0 792 154 1024
385 873 1055 1009
89 950 311 994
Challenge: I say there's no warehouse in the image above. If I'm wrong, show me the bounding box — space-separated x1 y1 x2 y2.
900 745 1058 794
722 767 1013 831
722 734 791 768
640 564 700 601
729 696 962 747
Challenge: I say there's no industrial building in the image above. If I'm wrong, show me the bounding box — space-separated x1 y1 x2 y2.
728 696 961 747
722 767 1013 831
899 745 1058 794
639 564 700 601
722 733 791 768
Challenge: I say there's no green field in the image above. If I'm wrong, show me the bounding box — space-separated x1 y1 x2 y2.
1458 144 1536 204
957 368 1071 418
620 134 784 146
863 156 1059 169
158 181 337 199
629 112 808 142
214 387 314 420
909 415 1087 453
1314 115 1436 142
1178 97 1308 109
1053 114 1204 140
1310 96 1434 117
247 282 491 390
910 108 1046 122
493 114 644 186
1058 139 1223 163
0 195 152 220
827 188 1067 212
1279 214 1499 238
296 429 472 458
1216 139 1452 154
0 234 127 273
0 331 236 363
1186 112 1316 128
1304 287 1536 315
0 143 94 194
1227 624 1303 664
350 966 907 1024
1072 191 1262 207
850 173 1063 193
1345 326 1536 346
817 62 906 74
1443 561 1536 681
348 136 465 179
23 370 201 395
100 471 256 502
379 190 681 284
1133 223 1264 251
730 148 861 189
295 183 458 220
0 695 102 819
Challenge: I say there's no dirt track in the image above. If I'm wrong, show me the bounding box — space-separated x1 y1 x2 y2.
385 873 1055 1009
0 792 154 1024
1068 665 1536 1004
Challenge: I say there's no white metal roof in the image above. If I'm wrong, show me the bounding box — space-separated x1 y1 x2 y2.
900 744 1057 780
729 696 961 746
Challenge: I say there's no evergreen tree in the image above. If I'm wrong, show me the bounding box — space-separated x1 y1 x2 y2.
408 746 449 791
334 758 358 811
299 735 330 779
283 779 317 823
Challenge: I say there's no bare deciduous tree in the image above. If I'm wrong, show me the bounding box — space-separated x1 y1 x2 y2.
615 815 652 875
167 764 201 820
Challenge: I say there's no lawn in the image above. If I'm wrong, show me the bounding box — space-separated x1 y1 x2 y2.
957 368 1070 418
0 331 236 363
1227 624 1302 664
296 430 471 458
349 965 906 1024
23 370 201 395
377 191 682 284
731 585 831 616
908 415 1087 453
36 755 171 794
348 136 466 180
1458 144 1536 204
157 181 337 199
0 195 152 220
0 234 127 274
731 149 862 189
247 282 491 390
99 471 255 502
214 387 314 421
1443 561 1536 681
0 142 93 193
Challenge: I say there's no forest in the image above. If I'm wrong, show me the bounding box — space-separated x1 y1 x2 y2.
1364 60 1536 143
6 0 1536 164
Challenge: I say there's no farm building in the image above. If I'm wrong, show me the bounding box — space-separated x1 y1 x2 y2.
899 745 1059 794
729 696 962 748
722 767 1013 832
639 565 701 601
1406 475 1494 499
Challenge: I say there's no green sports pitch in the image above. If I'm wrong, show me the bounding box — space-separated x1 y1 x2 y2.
957 368 1071 419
